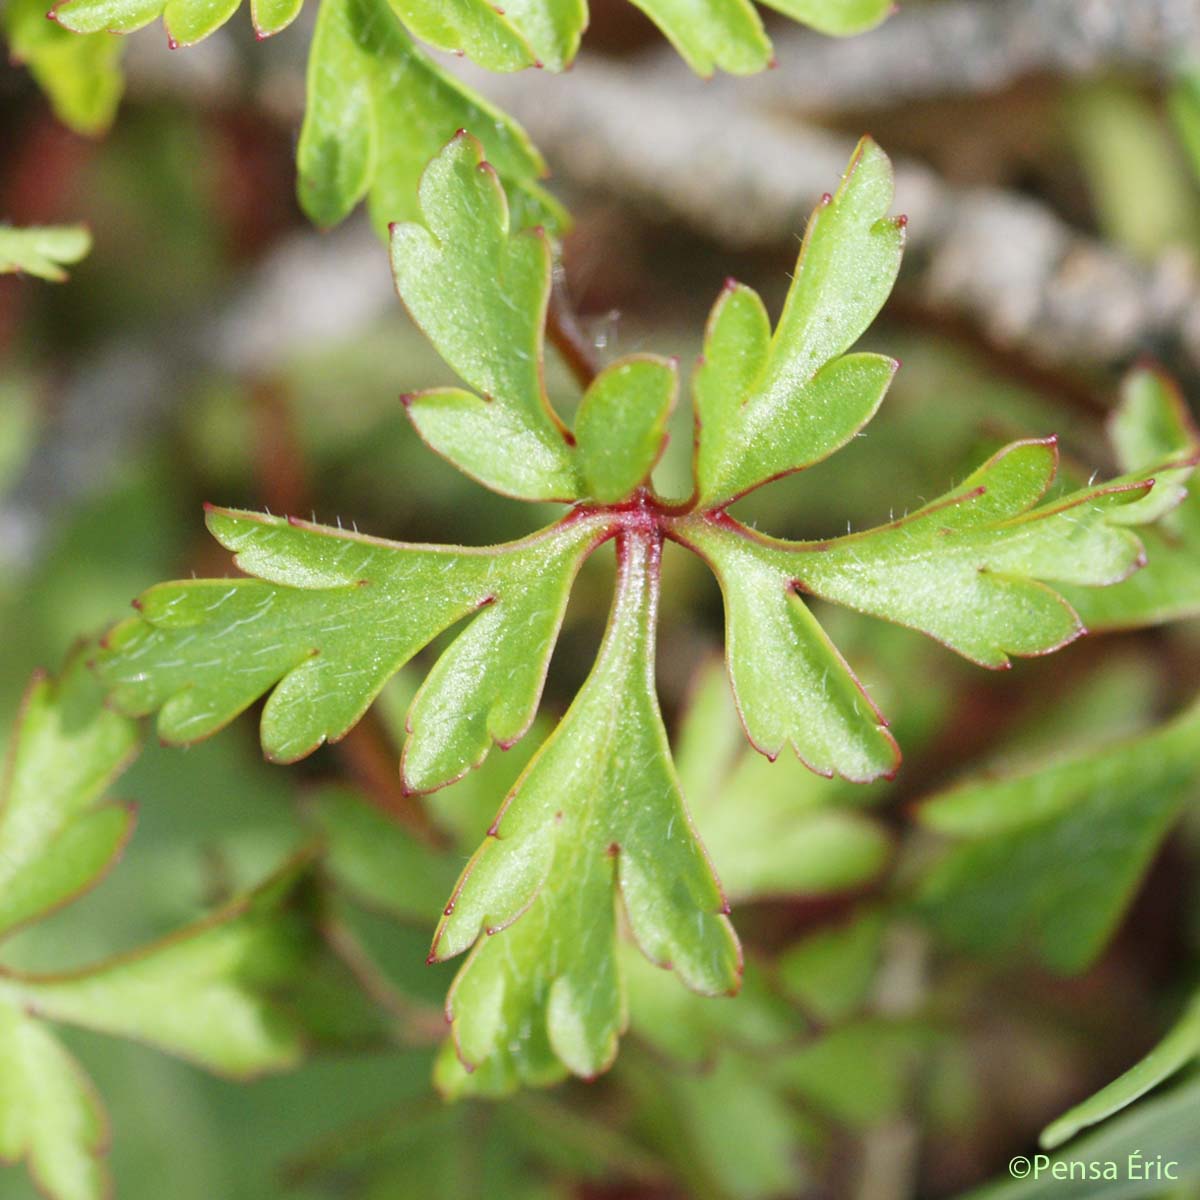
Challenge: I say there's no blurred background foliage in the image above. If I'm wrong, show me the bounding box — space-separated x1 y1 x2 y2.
3 0 1200 1197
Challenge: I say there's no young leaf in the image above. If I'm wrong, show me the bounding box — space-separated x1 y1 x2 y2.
3 0 123 136
1040 989 1200 1150
431 533 740 1091
390 132 577 500
0 656 138 939
0 1001 108 1200
93 506 602 771
299 0 565 237
693 137 905 507
915 695 1200 974
0 223 92 282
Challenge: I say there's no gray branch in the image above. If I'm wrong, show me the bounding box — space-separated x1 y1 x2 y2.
675 0 1200 113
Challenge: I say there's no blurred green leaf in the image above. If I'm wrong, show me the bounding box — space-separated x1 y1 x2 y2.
0 657 138 938
1041 989 1200 1150
1169 68 1200 185
306 786 457 924
0 851 320 1077
916 696 1200 974
1066 367 1200 630
392 0 585 72
1068 82 1200 260
0 223 92 282
51 0 298 45
963 1076 1200 1199
298 3 565 236
3 0 123 135
0 1000 108 1200
777 909 885 1024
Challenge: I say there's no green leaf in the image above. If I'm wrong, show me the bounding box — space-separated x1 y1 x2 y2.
622 1048 810 1200
693 137 904 507
390 0 587 72
575 356 676 504
306 785 459 923
299 2 565 237
762 0 890 36
915 696 1200 973
777 908 885 1023
390 132 576 499
674 663 892 894
1041 990 1200 1150
431 533 740 1092
86 137 1179 1102
0 1001 108 1200
93 506 601 769
962 1076 1200 1199
3 0 123 136
675 520 900 781
0 657 139 939
1169 67 1200 185
623 947 798 1066
729 442 1152 665
51 0 297 45
0 851 320 1077
773 1018 936 1128
0 223 92 282
629 0 772 75
1066 366 1200 629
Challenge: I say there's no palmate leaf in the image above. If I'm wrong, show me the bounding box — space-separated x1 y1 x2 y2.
0 223 92 282
93 136 1188 1093
914 694 1200 974
389 133 673 501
